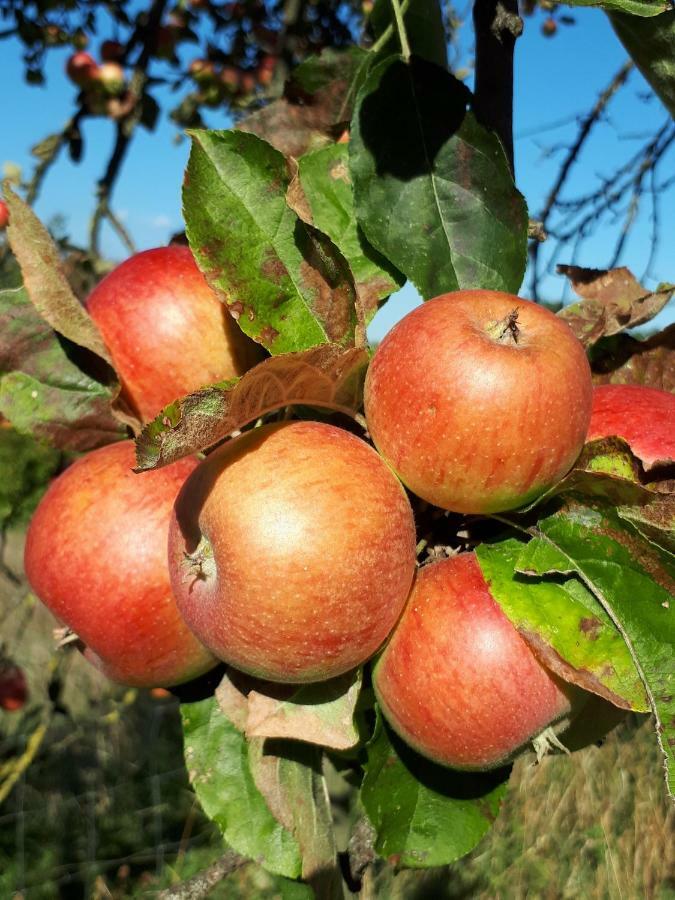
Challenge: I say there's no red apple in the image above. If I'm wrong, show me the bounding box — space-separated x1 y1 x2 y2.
169 421 417 683
0 200 8 230
587 383 675 471
24 441 216 687
364 290 593 514
85 246 263 422
0 664 28 712
66 51 99 87
101 39 125 62
373 553 578 770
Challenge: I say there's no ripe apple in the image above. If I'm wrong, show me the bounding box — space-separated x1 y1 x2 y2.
101 39 124 62
587 383 675 471
66 51 99 87
0 664 28 712
0 200 8 229
169 420 417 683
373 553 579 770
24 441 216 687
364 290 593 514
85 246 263 422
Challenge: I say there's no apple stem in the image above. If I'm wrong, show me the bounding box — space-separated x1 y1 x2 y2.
486 308 520 345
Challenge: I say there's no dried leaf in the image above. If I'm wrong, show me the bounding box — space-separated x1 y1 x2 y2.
4 184 113 364
591 324 675 393
558 264 673 347
238 47 369 158
135 345 368 470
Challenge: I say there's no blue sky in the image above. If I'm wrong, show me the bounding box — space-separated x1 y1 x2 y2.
1 5 673 340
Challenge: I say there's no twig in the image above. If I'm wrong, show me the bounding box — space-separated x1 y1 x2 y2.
390 0 411 61
529 60 633 299
156 850 248 900
89 0 169 256
473 0 523 175
369 0 411 55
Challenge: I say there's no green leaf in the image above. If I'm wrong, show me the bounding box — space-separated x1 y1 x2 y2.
369 0 448 68
350 56 528 300
184 130 358 355
361 713 508 868
609 10 675 117
565 0 668 15
557 265 673 349
4 184 113 365
247 669 363 751
239 47 370 158
476 537 648 711
0 285 125 451
294 144 404 330
135 345 368 470
520 503 675 798
181 696 302 878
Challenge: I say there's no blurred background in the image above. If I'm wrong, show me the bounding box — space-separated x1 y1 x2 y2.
1 0 674 896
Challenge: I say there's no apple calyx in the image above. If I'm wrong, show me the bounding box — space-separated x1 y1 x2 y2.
532 725 572 763
485 308 521 345
181 534 216 586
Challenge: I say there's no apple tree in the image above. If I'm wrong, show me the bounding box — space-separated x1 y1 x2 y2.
1 0 674 896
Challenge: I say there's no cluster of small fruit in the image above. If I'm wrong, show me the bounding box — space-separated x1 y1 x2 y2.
21 245 672 770
65 43 131 118
188 53 278 107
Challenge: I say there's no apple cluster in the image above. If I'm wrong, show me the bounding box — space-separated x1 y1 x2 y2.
23 247 671 771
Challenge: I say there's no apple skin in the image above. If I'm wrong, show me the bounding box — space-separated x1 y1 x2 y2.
24 441 216 688
364 290 593 514
587 384 675 471
0 200 8 229
0 665 28 712
373 553 578 770
85 246 263 422
66 51 99 87
168 421 417 683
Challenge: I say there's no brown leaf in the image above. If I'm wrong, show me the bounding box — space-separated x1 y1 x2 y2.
591 324 675 393
4 184 113 365
135 344 368 469
557 264 673 348
238 47 368 158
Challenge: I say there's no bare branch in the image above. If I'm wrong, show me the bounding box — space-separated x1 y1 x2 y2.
156 850 248 900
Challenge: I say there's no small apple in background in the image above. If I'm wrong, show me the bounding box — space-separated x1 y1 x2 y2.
0 200 8 230
66 51 99 87
169 420 417 683
85 246 263 422
24 441 216 688
587 383 675 471
364 290 593 514
101 39 124 62
373 553 583 770
95 61 126 96
0 664 28 712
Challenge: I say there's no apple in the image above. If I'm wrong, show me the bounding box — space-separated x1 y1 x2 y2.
24 441 216 688
0 200 8 230
373 553 580 770
587 383 675 471
101 39 124 62
364 290 593 514
95 61 126 96
169 420 417 683
85 246 263 422
66 51 99 87
0 664 28 712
